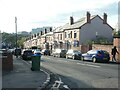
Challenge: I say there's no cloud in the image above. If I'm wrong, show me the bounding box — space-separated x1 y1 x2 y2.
0 0 119 33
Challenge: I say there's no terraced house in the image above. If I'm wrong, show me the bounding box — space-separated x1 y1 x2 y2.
24 12 113 52
62 12 113 50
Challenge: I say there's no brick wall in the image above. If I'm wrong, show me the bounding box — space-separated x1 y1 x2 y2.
80 45 92 53
114 37 120 62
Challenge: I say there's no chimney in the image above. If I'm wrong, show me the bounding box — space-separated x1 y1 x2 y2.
103 13 107 24
86 12 91 23
41 31 43 35
70 16 74 25
50 27 52 32
45 28 47 34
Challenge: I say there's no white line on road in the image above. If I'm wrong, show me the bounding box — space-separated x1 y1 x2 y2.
63 85 70 90
77 63 86 65
77 63 100 68
86 64 100 68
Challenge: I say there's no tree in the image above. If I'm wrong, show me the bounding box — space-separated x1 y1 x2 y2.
17 37 26 49
93 36 111 44
2 32 29 49
114 30 120 37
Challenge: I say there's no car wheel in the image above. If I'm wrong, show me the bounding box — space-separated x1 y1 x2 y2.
81 56 84 61
72 55 75 60
58 54 61 58
92 57 97 63
66 55 68 59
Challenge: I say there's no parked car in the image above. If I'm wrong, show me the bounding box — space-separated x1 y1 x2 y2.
0 49 7 58
14 48 22 56
21 50 33 60
81 50 110 63
41 49 50 55
34 49 41 55
8 49 15 54
52 49 67 58
66 49 82 60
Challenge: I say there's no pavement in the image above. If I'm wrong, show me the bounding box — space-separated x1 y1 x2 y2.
2 56 50 90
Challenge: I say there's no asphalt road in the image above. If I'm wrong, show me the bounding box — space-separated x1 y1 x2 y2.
41 56 119 89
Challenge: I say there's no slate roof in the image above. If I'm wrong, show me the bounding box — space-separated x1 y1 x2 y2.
54 15 97 33
64 15 97 30
54 14 113 32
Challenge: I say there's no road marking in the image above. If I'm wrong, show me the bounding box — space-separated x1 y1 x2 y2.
52 76 63 88
43 57 51 60
63 85 70 90
85 64 100 68
77 63 100 68
77 63 85 65
57 77 63 88
58 60 68 62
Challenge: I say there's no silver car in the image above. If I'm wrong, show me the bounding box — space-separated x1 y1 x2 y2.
66 49 82 60
53 49 67 58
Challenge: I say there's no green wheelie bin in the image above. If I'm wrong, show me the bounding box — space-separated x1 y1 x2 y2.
31 53 41 71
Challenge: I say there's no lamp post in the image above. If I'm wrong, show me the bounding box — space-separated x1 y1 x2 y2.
15 17 17 49
15 17 18 58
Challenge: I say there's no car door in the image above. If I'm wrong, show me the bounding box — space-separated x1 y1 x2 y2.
66 50 71 58
86 50 96 60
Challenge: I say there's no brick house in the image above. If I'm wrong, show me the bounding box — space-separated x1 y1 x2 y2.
53 26 65 50
63 12 113 50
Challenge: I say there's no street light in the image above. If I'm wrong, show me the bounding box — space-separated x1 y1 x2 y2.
15 17 18 58
15 17 17 49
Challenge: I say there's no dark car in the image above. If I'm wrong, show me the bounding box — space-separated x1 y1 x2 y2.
81 50 110 63
53 49 67 58
41 49 50 55
0 49 7 58
21 50 33 60
14 48 21 56
66 49 82 60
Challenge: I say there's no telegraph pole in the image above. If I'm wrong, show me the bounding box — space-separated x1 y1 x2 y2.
15 17 17 49
15 17 18 58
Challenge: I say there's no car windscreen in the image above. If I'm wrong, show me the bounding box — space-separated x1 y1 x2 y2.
74 51 81 54
87 50 97 54
24 51 32 54
61 50 66 53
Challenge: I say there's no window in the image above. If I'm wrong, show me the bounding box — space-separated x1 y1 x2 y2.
68 33 70 38
60 34 62 40
73 40 79 47
58 34 60 40
37 33 39 36
74 33 77 38
71 31 72 38
34 34 36 37
65 32 67 38
41 31 43 35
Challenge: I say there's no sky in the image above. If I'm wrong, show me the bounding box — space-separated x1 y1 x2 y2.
0 0 119 33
